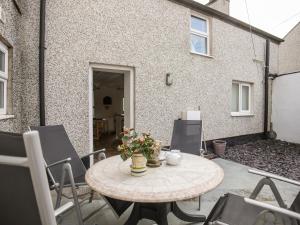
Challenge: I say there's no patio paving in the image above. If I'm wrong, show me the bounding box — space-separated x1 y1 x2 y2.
59 158 299 225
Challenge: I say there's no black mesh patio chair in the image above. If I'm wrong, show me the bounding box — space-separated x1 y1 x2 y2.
168 120 203 155
204 169 300 225
30 125 132 219
0 130 78 225
162 120 204 211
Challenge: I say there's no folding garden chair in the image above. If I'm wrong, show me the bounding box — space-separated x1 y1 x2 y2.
205 169 300 225
168 119 203 155
30 125 132 219
0 130 78 225
163 120 204 211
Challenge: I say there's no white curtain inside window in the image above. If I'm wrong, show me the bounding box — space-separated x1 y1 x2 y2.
0 81 4 108
242 85 249 111
0 50 5 73
231 83 239 112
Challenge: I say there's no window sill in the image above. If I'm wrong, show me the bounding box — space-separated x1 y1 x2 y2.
231 113 254 117
0 115 15 120
190 51 214 59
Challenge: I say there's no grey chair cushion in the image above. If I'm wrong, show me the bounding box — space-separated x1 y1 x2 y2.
170 120 202 155
31 125 86 185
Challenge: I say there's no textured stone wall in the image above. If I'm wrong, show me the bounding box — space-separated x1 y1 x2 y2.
0 0 23 132
279 23 300 74
0 1 40 133
206 0 230 15
44 0 279 155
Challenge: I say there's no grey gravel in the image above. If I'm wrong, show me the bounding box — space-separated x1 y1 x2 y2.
222 139 300 181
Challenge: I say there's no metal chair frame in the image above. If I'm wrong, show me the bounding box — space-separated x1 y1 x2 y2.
28 126 107 223
209 169 300 225
0 131 78 225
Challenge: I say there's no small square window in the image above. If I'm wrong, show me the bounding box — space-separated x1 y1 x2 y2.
231 81 252 116
190 15 209 56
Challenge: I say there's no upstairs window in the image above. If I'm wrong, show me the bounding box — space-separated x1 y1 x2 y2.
231 81 252 116
0 41 8 115
190 15 209 55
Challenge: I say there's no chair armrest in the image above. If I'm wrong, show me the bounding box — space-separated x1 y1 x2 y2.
248 169 300 186
161 147 170 151
80 148 106 159
46 158 71 169
244 198 300 220
54 202 74 217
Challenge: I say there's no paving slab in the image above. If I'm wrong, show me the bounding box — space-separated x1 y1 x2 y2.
59 158 299 225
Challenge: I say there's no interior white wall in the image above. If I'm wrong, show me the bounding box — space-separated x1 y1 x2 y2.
271 73 300 144
93 86 123 132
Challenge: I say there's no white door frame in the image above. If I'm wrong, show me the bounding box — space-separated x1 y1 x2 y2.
88 63 135 159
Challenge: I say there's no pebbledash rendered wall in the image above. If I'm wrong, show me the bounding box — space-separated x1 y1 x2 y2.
0 1 40 133
44 0 279 155
279 22 300 74
0 1 23 132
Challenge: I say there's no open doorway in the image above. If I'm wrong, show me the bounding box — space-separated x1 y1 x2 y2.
89 64 135 158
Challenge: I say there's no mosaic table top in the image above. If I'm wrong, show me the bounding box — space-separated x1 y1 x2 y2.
85 153 224 203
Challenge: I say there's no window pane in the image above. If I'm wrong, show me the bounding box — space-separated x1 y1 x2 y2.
242 85 250 111
191 34 207 54
191 16 207 33
231 83 239 112
0 81 4 108
0 50 5 72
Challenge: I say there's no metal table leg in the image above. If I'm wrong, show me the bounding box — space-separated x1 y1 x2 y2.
124 202 206 225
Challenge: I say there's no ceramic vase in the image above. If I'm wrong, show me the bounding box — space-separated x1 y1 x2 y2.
131 153 147 176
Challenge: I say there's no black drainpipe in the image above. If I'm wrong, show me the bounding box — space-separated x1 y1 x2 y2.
39 0 46 126
264 39 270 137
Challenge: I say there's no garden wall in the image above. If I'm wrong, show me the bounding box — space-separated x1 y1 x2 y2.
272 73 300 144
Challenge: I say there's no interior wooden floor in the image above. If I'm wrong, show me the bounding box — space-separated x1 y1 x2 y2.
93 133 122 158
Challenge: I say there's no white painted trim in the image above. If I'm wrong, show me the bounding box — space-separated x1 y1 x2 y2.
88 63 135 160
88 66 94 165
0 114 14 120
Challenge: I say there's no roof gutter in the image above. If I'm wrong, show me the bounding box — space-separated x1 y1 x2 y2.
39 0 46 126
168 0 284 43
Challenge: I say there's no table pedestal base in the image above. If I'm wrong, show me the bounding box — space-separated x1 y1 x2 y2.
124 202 206 225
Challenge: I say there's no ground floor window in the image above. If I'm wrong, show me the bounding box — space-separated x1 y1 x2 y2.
0 41 8 115
231 81 252 116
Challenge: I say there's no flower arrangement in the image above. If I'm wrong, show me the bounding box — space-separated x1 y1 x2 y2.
118 128 160 161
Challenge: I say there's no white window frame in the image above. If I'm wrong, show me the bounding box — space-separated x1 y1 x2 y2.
231 81 252 116
190 14 210 56
0 41 8 115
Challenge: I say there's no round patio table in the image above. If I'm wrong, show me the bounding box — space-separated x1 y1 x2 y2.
85 153 224 225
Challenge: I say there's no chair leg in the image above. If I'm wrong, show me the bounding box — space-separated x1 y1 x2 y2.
64 163 84 225
198 196 201 211
89 190 94 203
250 177 287 208
55 167 68 209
